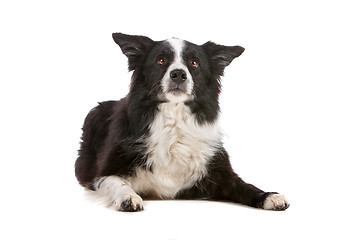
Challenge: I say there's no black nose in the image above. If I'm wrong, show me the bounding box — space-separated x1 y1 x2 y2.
170 69 187 83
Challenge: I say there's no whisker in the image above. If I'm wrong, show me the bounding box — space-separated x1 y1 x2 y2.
148 83 162 97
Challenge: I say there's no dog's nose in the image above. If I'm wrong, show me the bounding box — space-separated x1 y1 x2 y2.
170 69 187 83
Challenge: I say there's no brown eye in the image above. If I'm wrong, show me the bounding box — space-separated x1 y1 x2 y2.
191 60 198 67
158 58 166 65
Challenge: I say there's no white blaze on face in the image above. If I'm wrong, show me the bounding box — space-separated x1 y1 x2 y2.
162 38 194 102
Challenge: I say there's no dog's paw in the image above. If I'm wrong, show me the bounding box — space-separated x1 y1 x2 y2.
262 193 289 211
113 194 144 212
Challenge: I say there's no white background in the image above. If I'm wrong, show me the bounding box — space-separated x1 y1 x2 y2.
1 0 359 239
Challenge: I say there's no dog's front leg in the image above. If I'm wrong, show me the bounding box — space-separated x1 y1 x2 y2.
93 176 144 212
178 148 289 211
221 177 290 211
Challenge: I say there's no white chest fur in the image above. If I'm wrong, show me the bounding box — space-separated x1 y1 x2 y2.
129 101 221 199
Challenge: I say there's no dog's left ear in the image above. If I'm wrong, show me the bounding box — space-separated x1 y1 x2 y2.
112 33 155 71
202 41 245 75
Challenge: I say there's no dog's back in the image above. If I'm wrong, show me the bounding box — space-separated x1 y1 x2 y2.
75 100 116 188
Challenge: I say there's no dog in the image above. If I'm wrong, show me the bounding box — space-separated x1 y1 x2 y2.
75 33 290 212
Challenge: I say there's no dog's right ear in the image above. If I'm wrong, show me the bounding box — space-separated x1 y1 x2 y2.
112 33 155 71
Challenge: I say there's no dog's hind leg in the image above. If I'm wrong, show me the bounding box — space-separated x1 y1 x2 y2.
93 176 144 212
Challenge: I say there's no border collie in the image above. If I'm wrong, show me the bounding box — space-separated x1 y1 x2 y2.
75 33 289 212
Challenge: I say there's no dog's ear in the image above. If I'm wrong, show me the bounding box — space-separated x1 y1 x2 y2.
112 33 155 71
202 41 244 76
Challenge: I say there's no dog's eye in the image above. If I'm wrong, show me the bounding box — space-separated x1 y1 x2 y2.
157 58 166 65
190 60 199 67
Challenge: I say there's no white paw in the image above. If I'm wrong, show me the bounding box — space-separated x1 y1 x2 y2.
113 193 144 212
94 176 144 212
263 194 289 211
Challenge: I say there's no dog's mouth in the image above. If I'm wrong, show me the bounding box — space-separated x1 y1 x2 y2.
166 81 189 95
164 84 193 102
163 78 193 102
169 87 186 95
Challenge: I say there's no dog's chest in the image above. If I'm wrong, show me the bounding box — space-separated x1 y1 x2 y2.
129 102 221 198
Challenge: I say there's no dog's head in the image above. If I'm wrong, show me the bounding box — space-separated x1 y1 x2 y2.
113 33 244 103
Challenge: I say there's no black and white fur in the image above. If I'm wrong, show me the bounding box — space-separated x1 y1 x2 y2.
75 33 289 212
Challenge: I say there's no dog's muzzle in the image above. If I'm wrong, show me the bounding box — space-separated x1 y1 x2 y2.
167 69 189 94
